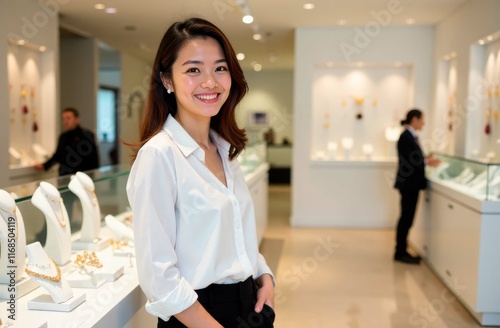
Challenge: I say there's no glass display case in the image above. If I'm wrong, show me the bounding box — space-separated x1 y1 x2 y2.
3 164 131 246
237 141 267 176
428 153 500 201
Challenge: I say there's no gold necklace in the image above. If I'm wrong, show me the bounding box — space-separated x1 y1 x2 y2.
0 205 18 240
83 186 97 207
25 257 61 283
44 193 67 228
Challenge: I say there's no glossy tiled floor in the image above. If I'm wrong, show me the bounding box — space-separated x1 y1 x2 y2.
259 185 483 328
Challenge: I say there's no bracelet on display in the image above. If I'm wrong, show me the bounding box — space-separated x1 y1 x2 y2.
74 250 103 268
110 239 129 251
25 257 61 283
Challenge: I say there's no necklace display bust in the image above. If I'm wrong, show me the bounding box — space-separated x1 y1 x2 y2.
31 182 71 266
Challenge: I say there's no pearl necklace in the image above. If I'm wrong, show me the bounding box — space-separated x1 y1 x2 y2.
0 205 17 240
25 257 61 283
44 193 67 228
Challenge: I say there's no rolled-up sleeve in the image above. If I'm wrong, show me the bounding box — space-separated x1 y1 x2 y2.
126 146 198 321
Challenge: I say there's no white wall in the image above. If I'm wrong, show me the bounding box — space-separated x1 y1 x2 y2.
238 70 294 145
432 0 500 157
0 0 59 187
292 26 434 227
60 37 98 133
119 53 151 165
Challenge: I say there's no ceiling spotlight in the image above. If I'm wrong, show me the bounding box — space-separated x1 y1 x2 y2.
487 35 493 41
405 18 416 25
39 46 46 52
337 19 347 25
253 63 263 72
17 39 25 45
253 33 262 41
242 15 254 24
479 39 485 45
303 3 315 10
105 7 117 14
94 4 105 10
237 53 245 60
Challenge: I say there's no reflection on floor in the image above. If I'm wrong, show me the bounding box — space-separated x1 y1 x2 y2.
259 185 481 328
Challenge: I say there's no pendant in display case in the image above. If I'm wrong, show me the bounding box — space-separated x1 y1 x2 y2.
31 87 38 132
353 96 365 120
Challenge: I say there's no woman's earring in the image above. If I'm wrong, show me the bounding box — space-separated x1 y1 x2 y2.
167 88 171 94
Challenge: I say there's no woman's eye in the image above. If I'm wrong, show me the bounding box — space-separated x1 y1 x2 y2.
186 68 200 73
216 66 228 72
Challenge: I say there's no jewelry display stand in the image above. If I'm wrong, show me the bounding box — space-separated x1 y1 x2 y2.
65 267 105 289
341 137 354 160
105 214 135 257
69 172 110 251
31 182 72 266
25 242 85 312
0 190 38 299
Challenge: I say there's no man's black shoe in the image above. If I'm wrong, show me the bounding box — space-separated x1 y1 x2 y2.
394 254 421 264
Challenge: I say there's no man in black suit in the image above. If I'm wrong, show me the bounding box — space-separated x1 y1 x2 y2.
35 107 100 176
394 109 439 264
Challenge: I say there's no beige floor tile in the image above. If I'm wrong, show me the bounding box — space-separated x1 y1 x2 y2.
260 185 482 328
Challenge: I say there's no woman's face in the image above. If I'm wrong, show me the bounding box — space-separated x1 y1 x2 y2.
412 114 425 131
166 37 231 120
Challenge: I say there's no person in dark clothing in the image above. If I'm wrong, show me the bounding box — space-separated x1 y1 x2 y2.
394 109 440 265
35 108 99 176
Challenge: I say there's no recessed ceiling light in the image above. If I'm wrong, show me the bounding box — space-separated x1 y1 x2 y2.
253 33 262 41
303 3 315 10
242 15 254 24
94 4 105 10
479 39 485 45
337 19 347 25
253 63 263 72
405 18 416 25
487 35 493 41
237 53 245 60
17 39 25 45
39 46 46 52
105 7 117 14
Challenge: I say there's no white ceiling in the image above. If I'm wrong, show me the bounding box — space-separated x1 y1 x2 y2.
57 0 469 71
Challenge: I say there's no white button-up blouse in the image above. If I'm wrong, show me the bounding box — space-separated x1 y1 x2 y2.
126 115 273 321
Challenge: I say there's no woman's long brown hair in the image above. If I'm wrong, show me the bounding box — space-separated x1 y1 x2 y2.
128 17 248 161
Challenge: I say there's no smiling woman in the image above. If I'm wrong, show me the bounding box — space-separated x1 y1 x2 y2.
126 18 276 328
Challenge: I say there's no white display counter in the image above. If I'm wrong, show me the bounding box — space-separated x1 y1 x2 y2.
411 180 500 326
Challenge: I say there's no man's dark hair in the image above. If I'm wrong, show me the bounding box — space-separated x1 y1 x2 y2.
62 107 79 118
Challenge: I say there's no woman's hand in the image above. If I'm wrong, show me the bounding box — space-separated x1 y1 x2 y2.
254 274 275 312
